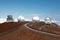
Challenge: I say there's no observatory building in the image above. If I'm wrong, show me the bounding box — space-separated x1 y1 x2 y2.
7 15 14 22
44 17 52 23
32 16 40 22
18 16 25 22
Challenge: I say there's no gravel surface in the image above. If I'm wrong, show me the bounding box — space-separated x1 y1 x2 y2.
0 25 60 40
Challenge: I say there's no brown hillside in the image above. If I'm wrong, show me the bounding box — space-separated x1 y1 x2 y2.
29 22 60 35
0 22 25 32
0 22 60 40
0 27 60 40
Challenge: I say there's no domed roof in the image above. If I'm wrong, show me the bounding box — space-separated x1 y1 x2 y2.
18 16 25 22
44 17 52 23
32 16 40 21
7 15 14 22
45 17 51 21
18 16 24 20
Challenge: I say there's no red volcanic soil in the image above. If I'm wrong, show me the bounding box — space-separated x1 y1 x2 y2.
0 22 60 40
29 22 45 30
0 22 25 32
0 27 60 40
29 22 60 35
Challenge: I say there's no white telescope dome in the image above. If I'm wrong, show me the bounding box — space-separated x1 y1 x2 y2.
44 17 52 23
18 16 24 20
18 16 25 22
32 16 40 22
45 17 51 21
46 17 50 20
7 15 14 22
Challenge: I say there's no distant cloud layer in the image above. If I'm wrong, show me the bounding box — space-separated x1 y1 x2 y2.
0 18 6 23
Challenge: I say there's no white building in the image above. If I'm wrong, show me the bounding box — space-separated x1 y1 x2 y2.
18 16 25 22
44 17 52 23
32 16 40 22
7 15 14 22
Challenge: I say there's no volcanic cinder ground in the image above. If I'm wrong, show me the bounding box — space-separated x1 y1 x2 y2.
0 22 60 40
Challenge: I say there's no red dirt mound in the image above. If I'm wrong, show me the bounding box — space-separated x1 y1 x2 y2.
0 28 60 40
29 22 45 30
0 22 25 32
29 22 60 35
0 22 60 40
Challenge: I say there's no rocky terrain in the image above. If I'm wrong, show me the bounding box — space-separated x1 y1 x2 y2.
29 22 60 35
0 21 60 40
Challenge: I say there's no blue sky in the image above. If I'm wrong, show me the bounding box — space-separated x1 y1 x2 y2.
0 0 60 22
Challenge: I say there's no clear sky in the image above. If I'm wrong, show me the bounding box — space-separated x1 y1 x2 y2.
0 0 60 23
